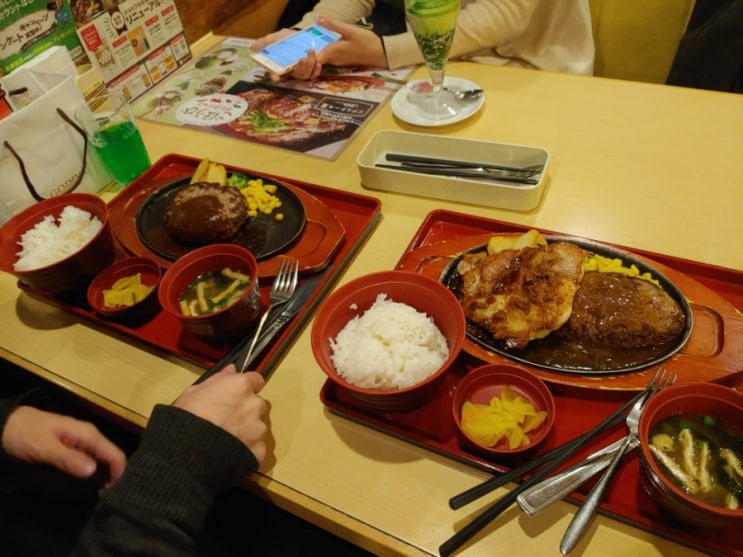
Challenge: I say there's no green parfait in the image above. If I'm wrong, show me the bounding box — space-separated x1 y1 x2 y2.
406 0 460 71
405 0 461 120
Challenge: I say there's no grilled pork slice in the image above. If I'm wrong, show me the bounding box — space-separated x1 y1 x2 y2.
561 272 686 347
457 242 586 349
164 182 247 244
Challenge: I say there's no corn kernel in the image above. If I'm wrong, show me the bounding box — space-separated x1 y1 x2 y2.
237 179 282 218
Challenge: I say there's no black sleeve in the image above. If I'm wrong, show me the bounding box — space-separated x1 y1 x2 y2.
72 404 259 557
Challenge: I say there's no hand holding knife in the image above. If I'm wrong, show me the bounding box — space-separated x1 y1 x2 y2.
195 269 328 383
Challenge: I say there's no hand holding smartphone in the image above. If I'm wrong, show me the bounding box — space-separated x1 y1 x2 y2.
252 25 341 75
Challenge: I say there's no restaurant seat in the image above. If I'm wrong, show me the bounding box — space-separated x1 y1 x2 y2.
175 0 290 44
589 0 696 83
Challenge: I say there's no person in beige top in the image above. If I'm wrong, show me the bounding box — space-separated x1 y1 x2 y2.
252 0 595 79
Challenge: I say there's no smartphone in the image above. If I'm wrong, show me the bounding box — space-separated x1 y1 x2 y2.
252 25 341 75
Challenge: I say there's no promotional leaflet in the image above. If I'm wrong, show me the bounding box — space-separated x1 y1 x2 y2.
0 0 89 76
132 37 414 161
75 0 191 100
69 0 127 25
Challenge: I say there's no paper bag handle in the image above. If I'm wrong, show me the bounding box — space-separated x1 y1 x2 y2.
3 108 88 202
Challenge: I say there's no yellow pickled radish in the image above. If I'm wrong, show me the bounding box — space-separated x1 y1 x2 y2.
461 385 547 449
103 273 154 309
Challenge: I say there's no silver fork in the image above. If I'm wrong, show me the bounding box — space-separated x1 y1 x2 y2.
559 367 677 554
239 257 299 373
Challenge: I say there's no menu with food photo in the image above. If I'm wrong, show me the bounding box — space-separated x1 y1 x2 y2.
131 37 414 160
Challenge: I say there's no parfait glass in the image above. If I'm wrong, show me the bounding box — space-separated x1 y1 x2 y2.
405 0 461 120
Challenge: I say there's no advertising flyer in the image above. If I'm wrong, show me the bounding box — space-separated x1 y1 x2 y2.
69 0 126 25
0 0 89 76
132 37 413 161
75 0 191 100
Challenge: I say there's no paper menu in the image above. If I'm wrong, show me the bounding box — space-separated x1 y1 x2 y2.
75 0 191 100
132 37 416 161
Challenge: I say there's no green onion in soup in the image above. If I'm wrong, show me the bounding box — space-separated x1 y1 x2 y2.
179 268 251 316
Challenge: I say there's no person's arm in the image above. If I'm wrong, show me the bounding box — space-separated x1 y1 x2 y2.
294 0 376 29
2 406 126 485
73 367 268 557
1 390 126 486
251 0 382 80
0 389 55 438
259 0 540 76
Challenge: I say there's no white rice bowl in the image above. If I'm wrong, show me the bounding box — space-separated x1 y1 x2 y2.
329 293 450 390
14 206 102 272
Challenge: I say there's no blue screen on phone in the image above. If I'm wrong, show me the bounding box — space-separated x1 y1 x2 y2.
260 26 339 68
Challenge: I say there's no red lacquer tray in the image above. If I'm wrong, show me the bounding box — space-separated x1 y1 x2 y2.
19 154 381 372
321 210 743 557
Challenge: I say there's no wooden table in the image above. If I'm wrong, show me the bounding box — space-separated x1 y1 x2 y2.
1 34 741 556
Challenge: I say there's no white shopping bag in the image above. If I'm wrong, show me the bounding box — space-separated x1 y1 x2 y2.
0 68 114 218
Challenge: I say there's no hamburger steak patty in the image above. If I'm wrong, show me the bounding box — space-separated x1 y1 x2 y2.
164 182 247 245
561 272 686 348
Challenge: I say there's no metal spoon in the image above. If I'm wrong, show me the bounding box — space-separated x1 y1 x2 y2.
443 86 484 102
371 73 484 101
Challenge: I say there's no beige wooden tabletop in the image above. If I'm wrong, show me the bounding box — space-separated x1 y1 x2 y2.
1 34 741 556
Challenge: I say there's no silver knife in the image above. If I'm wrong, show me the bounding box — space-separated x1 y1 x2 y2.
517 435 640 515
194 269 328 383
239 269 328 372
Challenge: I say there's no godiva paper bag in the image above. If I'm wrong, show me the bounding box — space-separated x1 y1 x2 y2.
0 68 113 218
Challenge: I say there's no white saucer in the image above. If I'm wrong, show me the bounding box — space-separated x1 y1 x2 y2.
390 77 484 127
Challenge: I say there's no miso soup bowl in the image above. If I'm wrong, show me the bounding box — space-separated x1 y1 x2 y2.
638 381 743 528
0 193 115 296
158 244 260 343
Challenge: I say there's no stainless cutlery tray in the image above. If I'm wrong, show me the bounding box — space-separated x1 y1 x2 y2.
357 130 549 211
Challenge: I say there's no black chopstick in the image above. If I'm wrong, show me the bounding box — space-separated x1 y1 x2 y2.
385 152 542 173
441 446 588 556
448 388 646 509
440 389 648 556
374 164 540 185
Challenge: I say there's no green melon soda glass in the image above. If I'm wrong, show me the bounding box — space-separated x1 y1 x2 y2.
405 0 461 120
75 93 151 186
